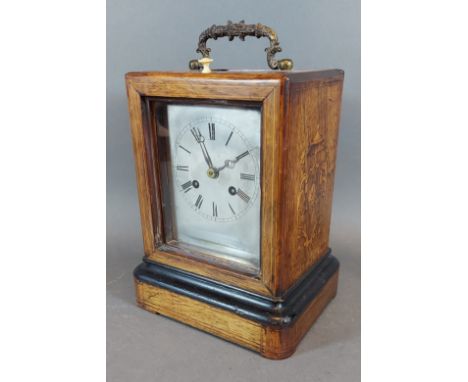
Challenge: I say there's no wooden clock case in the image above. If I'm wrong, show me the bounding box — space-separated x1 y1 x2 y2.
126 69 344 359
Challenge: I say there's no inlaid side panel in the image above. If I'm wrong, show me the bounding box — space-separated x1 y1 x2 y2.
278 79 343 292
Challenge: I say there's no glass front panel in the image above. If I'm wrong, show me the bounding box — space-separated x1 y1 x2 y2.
155 101 262 274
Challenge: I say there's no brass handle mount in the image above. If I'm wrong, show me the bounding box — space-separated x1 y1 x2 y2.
189 20 294 72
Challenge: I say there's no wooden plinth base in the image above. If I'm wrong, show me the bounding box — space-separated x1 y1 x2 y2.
134 252 339 360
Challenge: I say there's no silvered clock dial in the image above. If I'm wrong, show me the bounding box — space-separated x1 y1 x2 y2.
157 103 262 273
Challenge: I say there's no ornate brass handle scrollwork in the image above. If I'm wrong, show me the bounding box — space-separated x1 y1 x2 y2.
189 20 294 72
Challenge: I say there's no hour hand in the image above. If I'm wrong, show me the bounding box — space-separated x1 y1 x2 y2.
217 150 250 172
217 159 236 172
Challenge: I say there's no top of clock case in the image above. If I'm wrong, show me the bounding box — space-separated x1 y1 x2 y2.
125 69 344 83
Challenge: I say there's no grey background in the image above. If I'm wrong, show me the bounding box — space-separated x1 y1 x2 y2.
107 0 360 381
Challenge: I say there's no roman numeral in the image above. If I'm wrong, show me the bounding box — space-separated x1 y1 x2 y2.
181 180 192 193
225 131 233 146
190 127 203 143
176 165 189 171
240 173 255 181
237 189 250 203
208 123 215 140
236 151 249 161
178 145 191 154
212 202 218 217
195 194 204 209
228 203 236 215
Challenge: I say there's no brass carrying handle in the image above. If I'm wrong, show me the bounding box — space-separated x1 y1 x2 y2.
189 20 294 71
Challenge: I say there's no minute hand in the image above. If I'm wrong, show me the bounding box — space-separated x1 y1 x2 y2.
191 127 214 168
199 141 214 168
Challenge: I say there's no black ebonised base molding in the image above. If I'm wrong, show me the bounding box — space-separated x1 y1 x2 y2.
134 250 339 328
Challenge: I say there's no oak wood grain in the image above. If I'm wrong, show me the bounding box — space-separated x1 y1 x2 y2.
134 267 338 359
126 84 155 255
262 271 339 359
135 279 263 352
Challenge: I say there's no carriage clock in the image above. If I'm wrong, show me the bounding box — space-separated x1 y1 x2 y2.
126 21 344 359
